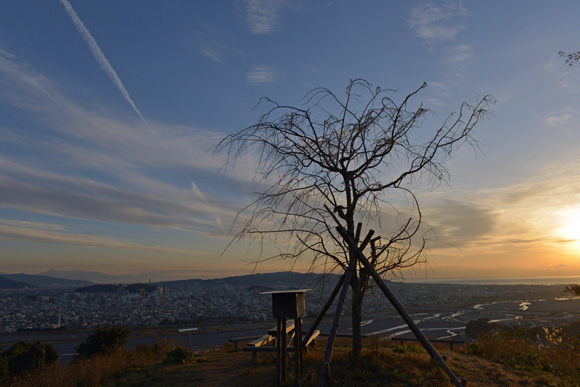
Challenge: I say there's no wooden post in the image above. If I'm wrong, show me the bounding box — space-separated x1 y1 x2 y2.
276 318 282 386
281 318 287 383
294 317 303 386
178 328 197 351
262 289 310 385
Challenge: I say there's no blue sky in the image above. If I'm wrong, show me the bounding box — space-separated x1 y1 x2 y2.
1 0 579 281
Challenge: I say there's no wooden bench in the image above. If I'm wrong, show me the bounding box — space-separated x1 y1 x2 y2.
243 327 320 362
228 335 263 350
243 334 276 362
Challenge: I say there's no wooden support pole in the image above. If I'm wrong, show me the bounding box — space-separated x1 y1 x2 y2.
335 226 465 387
302 274 345 347
317 254 356 386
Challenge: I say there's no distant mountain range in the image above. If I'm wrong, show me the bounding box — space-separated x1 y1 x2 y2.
0 276 37 290
156 271 341 290
0 270 339 290
0 273 93 289
74 283 158 294
39 270 133 284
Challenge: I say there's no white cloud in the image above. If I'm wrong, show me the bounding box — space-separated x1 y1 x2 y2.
247 66 277 83
408 1 468 45
546 113 572 128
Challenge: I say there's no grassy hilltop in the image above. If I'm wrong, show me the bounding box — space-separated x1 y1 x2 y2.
5 327 580 387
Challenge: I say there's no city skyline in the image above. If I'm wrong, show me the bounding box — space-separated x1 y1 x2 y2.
1 1 579 280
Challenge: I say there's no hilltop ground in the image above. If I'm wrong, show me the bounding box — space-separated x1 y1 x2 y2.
100 338 574 387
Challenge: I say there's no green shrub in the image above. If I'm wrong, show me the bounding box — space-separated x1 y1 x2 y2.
76 326 129 359
0 341 58 379
392 344 423 354
163 347 197 364
465 318 499 339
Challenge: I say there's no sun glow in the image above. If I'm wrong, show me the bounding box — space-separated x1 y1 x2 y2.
558 208 580 248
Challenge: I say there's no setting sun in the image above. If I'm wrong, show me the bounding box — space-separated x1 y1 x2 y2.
558 208 580 245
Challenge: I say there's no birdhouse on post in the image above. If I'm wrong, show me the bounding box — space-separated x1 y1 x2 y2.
262 289 311 385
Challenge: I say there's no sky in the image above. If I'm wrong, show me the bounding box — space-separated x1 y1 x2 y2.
0 0 579 281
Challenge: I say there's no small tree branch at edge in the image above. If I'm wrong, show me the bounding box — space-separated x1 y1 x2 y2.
215 79 495 358
558 50 580 67
564 284 580 296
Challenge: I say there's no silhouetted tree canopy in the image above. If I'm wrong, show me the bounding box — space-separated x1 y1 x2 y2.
76 326 129 359
217 79 494 356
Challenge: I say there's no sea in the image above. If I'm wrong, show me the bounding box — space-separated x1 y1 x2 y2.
393 276 580 286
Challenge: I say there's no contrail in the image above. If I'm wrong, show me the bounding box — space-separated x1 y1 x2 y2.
59 0 148 126
190 180 207 201
191 179 224 231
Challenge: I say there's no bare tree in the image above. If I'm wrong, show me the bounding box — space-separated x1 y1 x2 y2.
559 49 580 67
217 79 494 357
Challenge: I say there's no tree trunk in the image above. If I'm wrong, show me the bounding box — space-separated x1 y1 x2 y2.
350 277 364 359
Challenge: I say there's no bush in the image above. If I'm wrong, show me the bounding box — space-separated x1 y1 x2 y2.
392 344 423 354
76 326 129 359
163 347 197 364
0 341 58 380
465 318 499 339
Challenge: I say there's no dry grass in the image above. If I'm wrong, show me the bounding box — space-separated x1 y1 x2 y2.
7 340 174 387
6 332 580 387
97 337 575 387
466 326 580 386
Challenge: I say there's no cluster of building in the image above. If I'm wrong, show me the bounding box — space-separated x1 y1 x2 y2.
0 279 569 332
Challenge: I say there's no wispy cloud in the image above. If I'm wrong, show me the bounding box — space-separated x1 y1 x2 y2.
424 199 497 247
0 223 192 253
448 44 472 63
408 1 468 45
189 30 240 63
59 0 148 126
422 163 580 254
0 160 238 238
0 219 66 231
247 65 278 83
0 48 254 247
190 180 207 201
191 179 225 231
240 0 285 34
545 112 572 129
